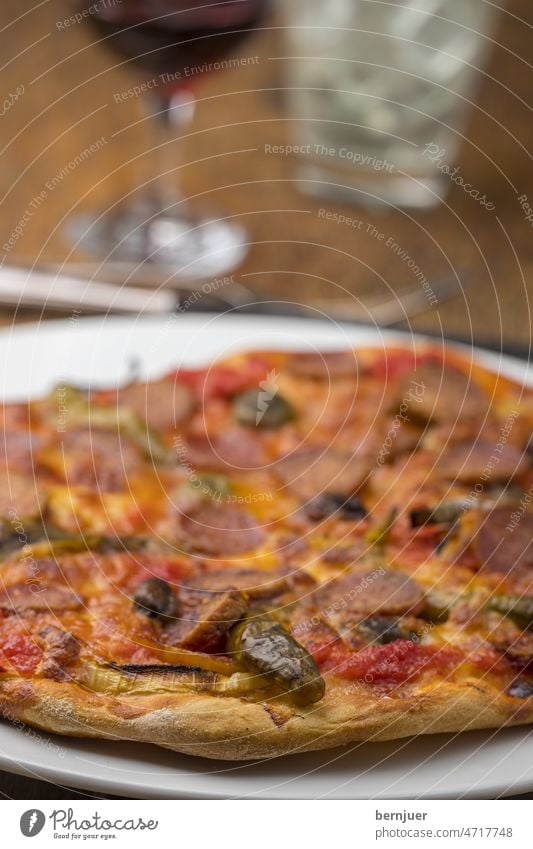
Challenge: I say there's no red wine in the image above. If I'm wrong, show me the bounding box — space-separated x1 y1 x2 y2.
88 0 269 79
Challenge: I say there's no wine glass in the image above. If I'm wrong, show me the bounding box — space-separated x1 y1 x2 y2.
69 1 269 279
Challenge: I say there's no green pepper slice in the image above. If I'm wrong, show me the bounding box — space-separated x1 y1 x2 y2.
489 594 533 630
228 615 325 706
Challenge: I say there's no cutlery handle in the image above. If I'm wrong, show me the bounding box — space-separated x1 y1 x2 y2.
0 265 177 314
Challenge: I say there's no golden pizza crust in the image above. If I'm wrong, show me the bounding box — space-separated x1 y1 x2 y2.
2 675 533 760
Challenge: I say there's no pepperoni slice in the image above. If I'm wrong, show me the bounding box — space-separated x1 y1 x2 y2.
39 625 80 680
316 566 425 618
437 439 526 483
398 360 489 423
179 503 266 556
0 582 82 612
192 567 290 598
472 507 533 574
275 448 370 499
163 589 247 652
285 351 357 379
380 420 423 460
184 430 267 471
118 378 195 432
51 426 142 492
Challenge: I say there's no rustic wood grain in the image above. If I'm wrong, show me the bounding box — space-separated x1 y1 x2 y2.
0 0 532 798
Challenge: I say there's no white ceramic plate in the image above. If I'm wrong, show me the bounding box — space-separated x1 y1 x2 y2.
0 313 532 799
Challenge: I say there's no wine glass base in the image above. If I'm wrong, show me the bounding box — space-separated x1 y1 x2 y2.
66 208 248 280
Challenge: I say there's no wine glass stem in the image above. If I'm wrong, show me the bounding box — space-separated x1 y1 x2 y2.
144 90 196 211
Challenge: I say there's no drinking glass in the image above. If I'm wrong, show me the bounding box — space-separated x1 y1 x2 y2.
280 0 500 209
70 0 269 277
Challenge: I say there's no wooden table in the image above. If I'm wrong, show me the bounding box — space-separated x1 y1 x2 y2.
0 0 532 799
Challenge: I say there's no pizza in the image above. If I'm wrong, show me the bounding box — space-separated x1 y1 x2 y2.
1 342 533 760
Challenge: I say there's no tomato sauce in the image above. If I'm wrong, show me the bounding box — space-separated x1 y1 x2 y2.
173 356 271 400
0 633 42 674
311 638 460 687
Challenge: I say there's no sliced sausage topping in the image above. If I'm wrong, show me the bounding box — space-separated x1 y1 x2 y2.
192 567 290 599
179 503 266 556
38 625 80 680
50 426 142 492
163 589 247 651
316 566 425 619
437 439 526 483
119 377 195 432
472 507 533 574
399 360 489 423
275 449 370 499
183 430 267 471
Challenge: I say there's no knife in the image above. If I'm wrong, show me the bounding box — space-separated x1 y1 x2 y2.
0 262 465 327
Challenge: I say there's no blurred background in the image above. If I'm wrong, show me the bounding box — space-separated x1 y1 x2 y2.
0 0 531 351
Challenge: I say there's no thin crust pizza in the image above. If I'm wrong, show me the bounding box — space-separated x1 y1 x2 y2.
1 343 533 760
